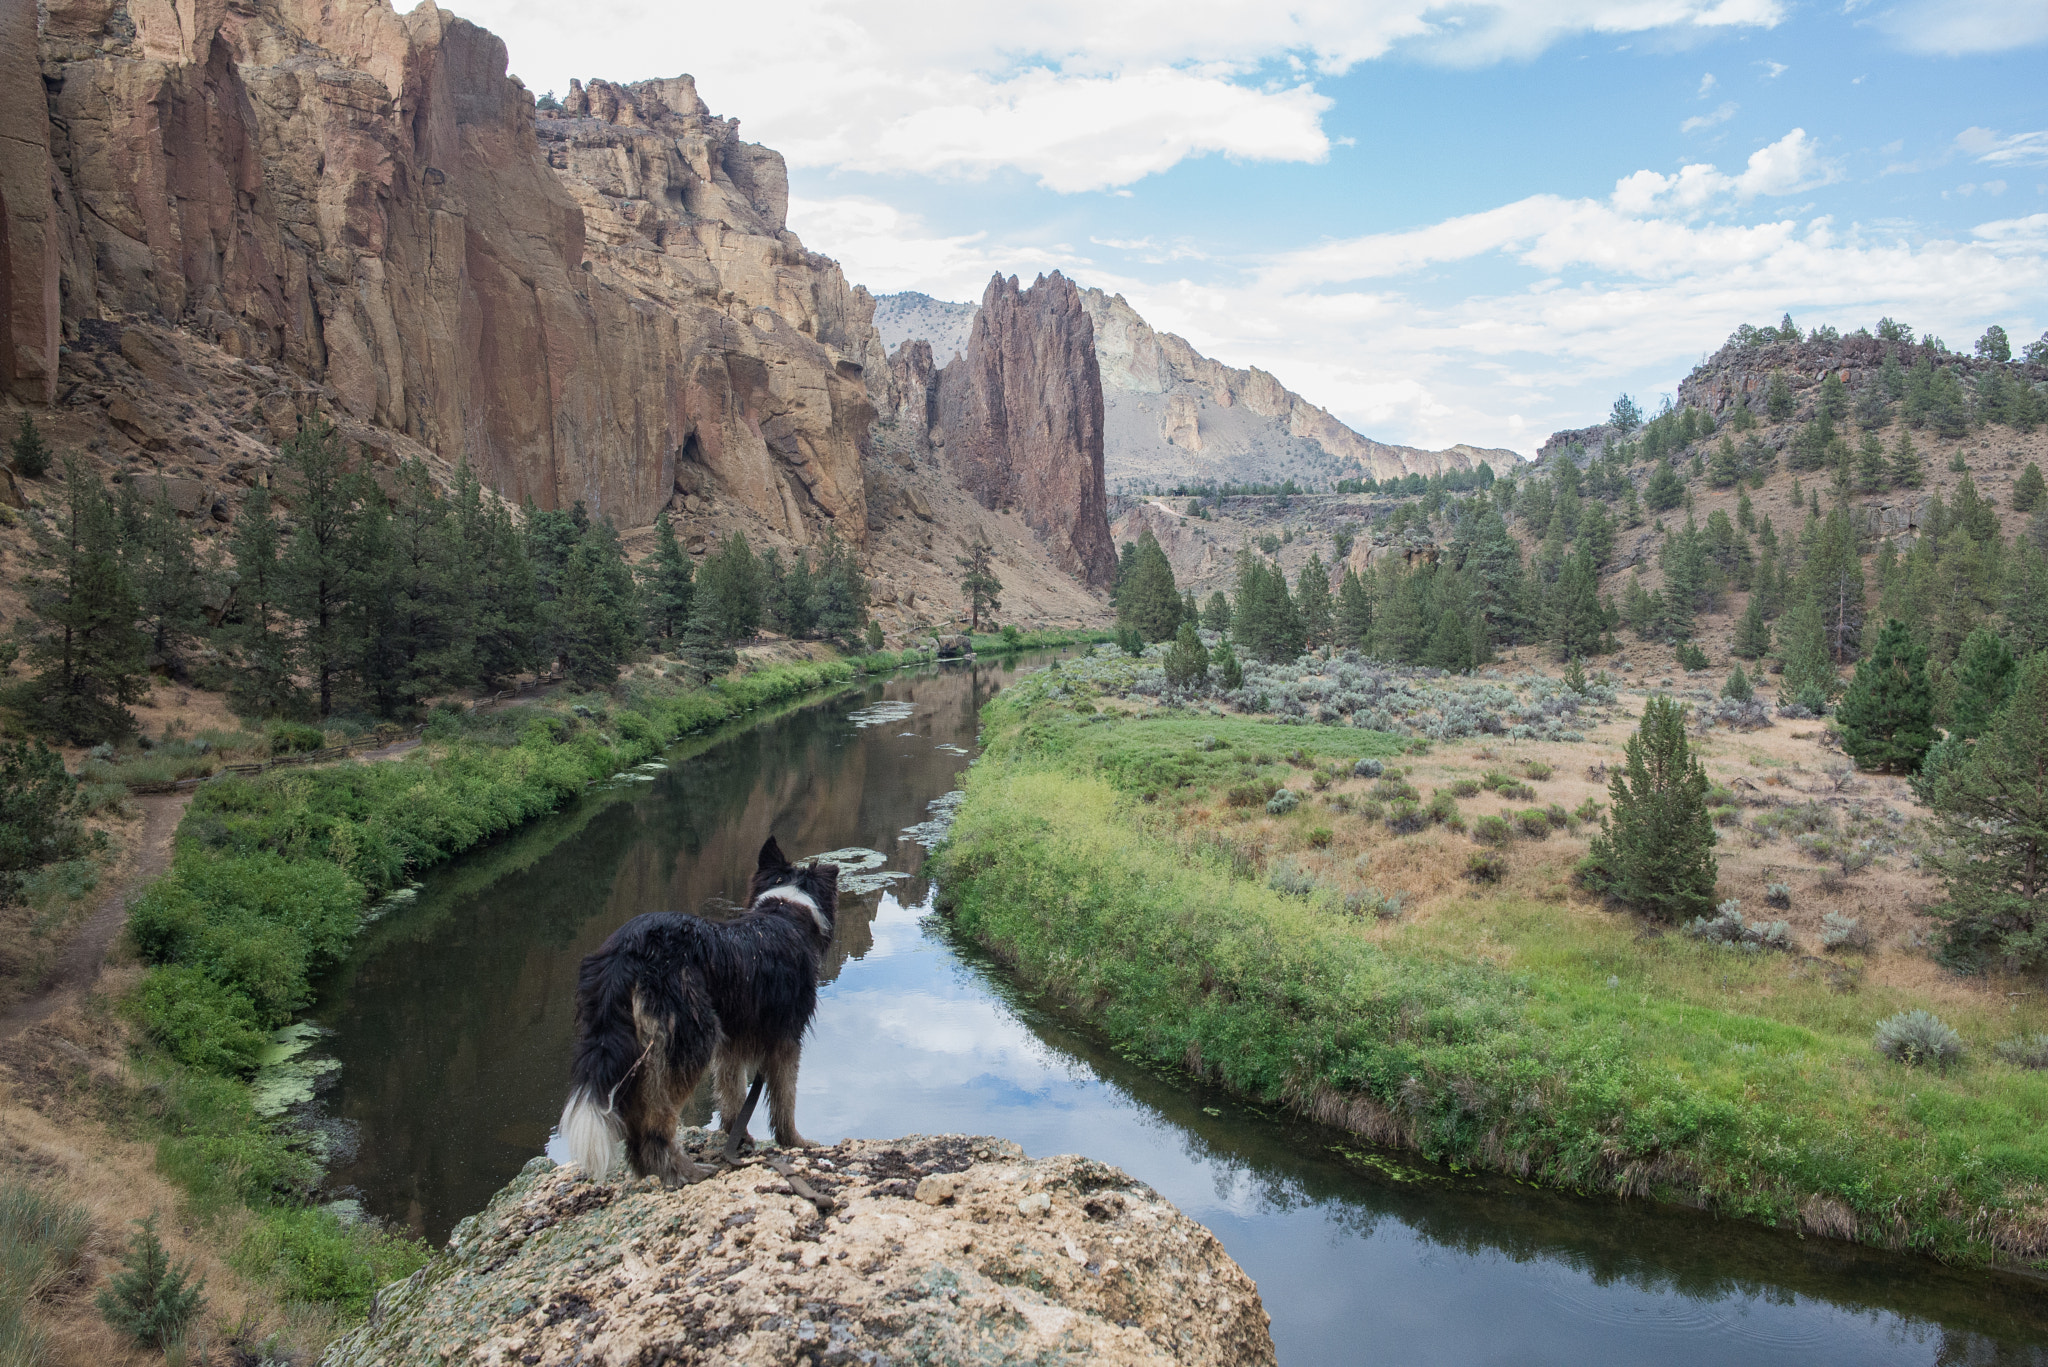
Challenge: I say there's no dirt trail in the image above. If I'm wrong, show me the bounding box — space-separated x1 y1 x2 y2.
0 791 191 1043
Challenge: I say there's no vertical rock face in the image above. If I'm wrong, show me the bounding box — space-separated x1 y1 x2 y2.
13 0 872 538
0 0 60 403
936 272 1116 591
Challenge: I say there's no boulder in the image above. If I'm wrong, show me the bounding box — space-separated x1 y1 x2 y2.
325 1135 1274 1367
935 634 973 658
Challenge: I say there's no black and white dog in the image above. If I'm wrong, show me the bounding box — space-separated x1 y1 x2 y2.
558 837 839 1183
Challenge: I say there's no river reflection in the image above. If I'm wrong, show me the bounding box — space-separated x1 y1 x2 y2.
315 655 2048 1366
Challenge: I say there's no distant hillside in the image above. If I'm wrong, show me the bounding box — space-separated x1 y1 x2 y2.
872 292 977 366
871 287 1512 494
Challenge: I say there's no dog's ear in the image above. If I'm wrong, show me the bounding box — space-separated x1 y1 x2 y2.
757 836 789 877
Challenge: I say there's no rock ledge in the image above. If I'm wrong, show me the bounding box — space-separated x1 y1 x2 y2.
325 1133 1274 1366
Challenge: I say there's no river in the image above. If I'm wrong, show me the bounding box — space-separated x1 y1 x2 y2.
313 652 2048 1365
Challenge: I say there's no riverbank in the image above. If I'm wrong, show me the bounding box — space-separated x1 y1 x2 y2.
932 662 2048 1270
3 657 874 1359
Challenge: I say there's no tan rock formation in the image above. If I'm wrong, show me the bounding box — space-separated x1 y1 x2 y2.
0 0 60 403
325 1135 1275 1367
936 273 1117 590
1161 392 1201 450
15 0 874 538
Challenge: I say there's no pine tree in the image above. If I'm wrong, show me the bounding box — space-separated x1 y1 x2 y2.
1728 396 1756 432
1835 619 1935 773
278 418 373 717
762 549 817 638
117 480 210 676
1731 595 1772 659
1583 695 1718 922
2003 540 2048 660
675 594 736 683
1162 622 1210 690
1200 590 1232 635
1766 369 1795 422
1949 626 2017 739
1708 436 1742 488
1853 381 1892 429
1114 531 1181 642
1879 347 1907 400
375 458 473 711
956 542 1003 632
697 531 764 642
1212 639 1243 691
0 738 91 905
5 459 148 742
1855 432 1888 493
8 413 51 478
1547 550 1606 661
1295 552 1333 650
1233 549 1305 663
2014 464 2047 514
1801 507 1866 663
455 466 537 689
1779 593 1836 709
96 1215 204 1351
641 509 695 641
552 515 639 687
221 487 303 719
1333 569 1372 648
1620 481 1644 527
807 532 870 644
1926 654 2048 972
1644 458 1685 512
1721 663 1753 701
1817 372 1848 423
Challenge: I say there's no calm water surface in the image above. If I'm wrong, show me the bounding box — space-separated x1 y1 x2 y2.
314 654 2048 1365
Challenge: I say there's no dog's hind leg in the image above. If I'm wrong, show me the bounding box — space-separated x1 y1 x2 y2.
713 1044 757 1152
765 1039 817 1148
624 986 719 1186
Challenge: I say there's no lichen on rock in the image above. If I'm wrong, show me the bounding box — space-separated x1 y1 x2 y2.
325 1133 1274 1366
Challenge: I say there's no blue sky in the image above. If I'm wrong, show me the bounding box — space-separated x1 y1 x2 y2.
424 0 2046 457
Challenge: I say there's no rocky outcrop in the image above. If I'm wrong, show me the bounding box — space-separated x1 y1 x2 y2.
936 273 1116 590
13 0 874 538
326 1134 1274 1367
1536 423 1622 464
1676 333 2047 422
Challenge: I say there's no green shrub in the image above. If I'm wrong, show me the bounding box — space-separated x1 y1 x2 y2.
1449 778 1481 798
1993 1034 2048 1069
237 1207 429 1315
1497 780 1536 802
1711 804 1742 827
1 1177 91 1367
1821 912 1871 951
1544 802 1571 828
1306 826 1334 849
1514 808 1552 839
1465 850 1508 883
1372 777 1419 803
266 722 325 756
1471 813 1512 845
1265 788 1300 815
132 967 267 1075
1385 799 1428 834
97 1215 205 1350
1573 797 1603 823
1267 859 1317 897
1429 790 1461 825
1521 760 1552 781
1676 642 1710 672
1874 1009 1964 1070
1226 781 1272 808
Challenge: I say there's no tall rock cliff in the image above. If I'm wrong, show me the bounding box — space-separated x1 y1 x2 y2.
933 273 1116 591
7 0 876 537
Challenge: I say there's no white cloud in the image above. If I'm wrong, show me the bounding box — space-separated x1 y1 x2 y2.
427 0 1785 193
1682 101 1738 132
1876 0 2048 54
1697 72 1718 95
1758 59 1789 77
1956 128 2048 168
1610 128 1838 212
785 196 1085 300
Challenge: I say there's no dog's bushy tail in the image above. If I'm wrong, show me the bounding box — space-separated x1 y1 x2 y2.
561 931 650 1182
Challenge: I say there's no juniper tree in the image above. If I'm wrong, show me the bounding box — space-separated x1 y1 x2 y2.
956 541 1002 632
1950 625 2018 739
6 459 148 742
2004 541 2048 660
1721 662 1753 702
1880 346 1907 400
1855 432 1889 493
1926 654 2048 973
1548 550 1606 661
1233 549 1304 663
372 458 474 711
762 549 816 638
455 465 538 688
1817 373 1849 423
1836 618 1936 773
1975 325 2012 363
0 738 91 906
1212 639 1243 691
1644 458 1685 512
1332 569 1371 649
1584 695 1718 922
1801 507 1866 663
1853 382 1892 430
807 531 870 644
551 514 638 687
1708 436 1742 488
